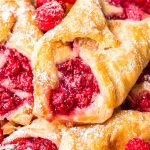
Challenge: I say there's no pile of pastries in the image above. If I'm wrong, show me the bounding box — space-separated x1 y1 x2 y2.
0 0 149 149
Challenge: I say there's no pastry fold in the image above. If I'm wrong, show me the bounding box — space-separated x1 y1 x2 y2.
1 110 150 150
0 0 43 125
33 0 150 123
6 0 43 59
60 110 150 150
2 119 62 148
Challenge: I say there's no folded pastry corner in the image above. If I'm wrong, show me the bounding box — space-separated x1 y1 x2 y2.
59 110 150 150
1 110 149 150
0 0 17 43
0 0 43 125
6 0 43 59
122 62 150 112
32 0 150 124
1 119 63 150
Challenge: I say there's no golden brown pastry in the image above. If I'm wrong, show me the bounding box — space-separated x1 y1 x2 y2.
0 0 17 43
121 62 150 112
59 110 150 150
1 119 62 150
1 110 150 150
32 0 150 123
1 121 17 135
0 0 43 125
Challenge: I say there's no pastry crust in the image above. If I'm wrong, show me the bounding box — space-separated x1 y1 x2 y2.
0 0 43 125
2 119 63 148
60 110 150 150
32 0 150 123
1 121 16 135
2 110 150 150
6 0 43 59
0 0 17 43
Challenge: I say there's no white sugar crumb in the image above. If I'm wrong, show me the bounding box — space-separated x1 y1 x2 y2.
1 12 11 22
0 144 17 150
42 0 64 17
37 69 51 83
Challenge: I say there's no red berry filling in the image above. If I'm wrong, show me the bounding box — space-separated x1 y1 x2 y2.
64 0 76 4
123 93 150 112
0 45 33 116
107 0 150 20
122 63 150 112
35 0 66 32
125 138 150 150
7 137 58 150
50 57 100 115
0 129 4 143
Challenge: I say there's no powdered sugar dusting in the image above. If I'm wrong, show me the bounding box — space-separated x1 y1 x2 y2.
59 111 150 149
1 12 12 22
6 0 43 58
44 1 64 17
0 144 17 150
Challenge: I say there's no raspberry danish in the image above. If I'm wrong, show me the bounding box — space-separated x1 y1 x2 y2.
1 110 149 150
1 119 62 150
33 0 150 123
122 63 150 112
59 110 150 150
0 0 43 125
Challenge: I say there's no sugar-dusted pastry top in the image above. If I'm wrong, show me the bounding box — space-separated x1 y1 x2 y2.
1 110 150 150
6 0 43 59
60 110 150 150
0 0 43 125
2 119 63 150
32 0 150 124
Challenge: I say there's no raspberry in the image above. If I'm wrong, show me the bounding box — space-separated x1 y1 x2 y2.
107 0 150 20
9 137 58 150
122 94 150 112
125 138 150 150
64 0 76 4
51 57 100 115
124 3 143 20
35 1 65 31
0 129 4 143
139 97 150 112
0 45 33 116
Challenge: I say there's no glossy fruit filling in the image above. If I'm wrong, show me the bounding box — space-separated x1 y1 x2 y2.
122 63 150 112
0 45 33 116
125 138 150 150
50 57 100 115
8 137 58 150
0 129 4 143
107 0 150 20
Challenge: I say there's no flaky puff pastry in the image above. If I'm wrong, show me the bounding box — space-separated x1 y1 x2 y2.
1 110 150 150
32 0 150 123
6 0 43 59
1 119 62 149
59 110 150 150
0 0 43 125
0 120 16 135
